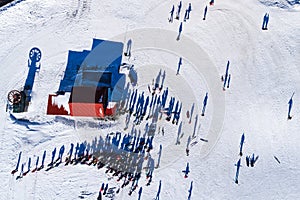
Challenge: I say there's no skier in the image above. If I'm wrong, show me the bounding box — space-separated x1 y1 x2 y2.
177 57 182 75
138 187 143 200
11 151 22 174
130 89 138 114
239 133 245 156
78 143 86 158
163 88 169 107
182 162 190 178
262 13 269 30
97 191 102 200
177 22 183 41
246 156 250 167
235 158 241 184
172 100 180 124
203 6 208 20
49 147 56 166
167 97 175 120
262 13 267 30
201 92 208 116
160 70 166 92
174 103 182 125
40 150 46 169
26 157 31 174
146 175 152 186
184 9 188 22
58 145 65 163
223 61 230 90
156 144 162 168
129 89 135 109
178 103 182 121
227 74 231 88
250 153 259 167
189 103 195 124
288 92 294 120
125 39 132 57
155 180 162 200
17 163 25 179
169 5 175 23
188 181 193 200
142 96 149 116
186 147 190 156
66 143 74 163
103 183 108 195
265 13 269 30
176 1 182 20
187 3 192 19
209 0 214 6
21 163 24 175
32 156 39 172
100 183 105 192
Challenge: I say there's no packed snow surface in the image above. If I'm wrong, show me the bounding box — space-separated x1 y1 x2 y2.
0 0 299 199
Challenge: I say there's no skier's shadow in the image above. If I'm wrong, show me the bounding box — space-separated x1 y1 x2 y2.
118 82 130 112
154 70 162 90
176 121 183 144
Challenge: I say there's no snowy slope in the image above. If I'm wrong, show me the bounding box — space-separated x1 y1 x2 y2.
0 0 300 199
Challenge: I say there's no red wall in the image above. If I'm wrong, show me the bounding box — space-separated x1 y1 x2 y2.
69 103 105 117
47 94 69 115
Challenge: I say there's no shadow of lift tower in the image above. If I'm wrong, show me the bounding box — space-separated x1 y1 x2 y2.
7 47 42 113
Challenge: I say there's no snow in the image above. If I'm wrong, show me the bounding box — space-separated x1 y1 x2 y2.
259 0 300 9
0 0 300 199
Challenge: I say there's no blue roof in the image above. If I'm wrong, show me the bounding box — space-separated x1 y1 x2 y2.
58 39 124 92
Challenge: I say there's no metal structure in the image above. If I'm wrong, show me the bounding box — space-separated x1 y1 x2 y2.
7 47 42 113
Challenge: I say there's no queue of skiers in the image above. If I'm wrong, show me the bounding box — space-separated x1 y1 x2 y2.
13 130 160 198
124 76 183 126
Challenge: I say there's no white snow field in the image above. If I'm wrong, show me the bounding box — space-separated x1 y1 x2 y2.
0 0 300 199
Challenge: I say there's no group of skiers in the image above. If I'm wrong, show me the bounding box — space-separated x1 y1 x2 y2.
221 60 232 90
164 96 182 124
114 132 154 153
12 145 64 180
168 1 192 40
169 1 192 22
235 133 260 184
97 170 143 199
12 129 161 198
246 153 259 167
168 1 216 40
124 77 183 128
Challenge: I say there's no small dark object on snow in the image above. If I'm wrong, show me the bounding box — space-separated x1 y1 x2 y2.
246 156 250 167
200 138 208 142
274 156 280 164
97 191 102 200
186 148 190 156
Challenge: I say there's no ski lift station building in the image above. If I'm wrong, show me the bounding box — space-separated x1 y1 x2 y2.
47 39 126 118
